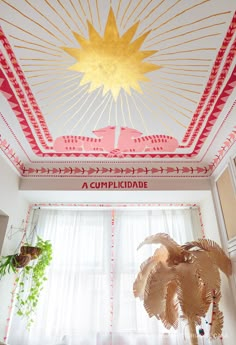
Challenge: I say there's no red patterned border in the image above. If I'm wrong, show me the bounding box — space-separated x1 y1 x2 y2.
21 165 210 177
31 202 198 208
190 66 236 156
0 112 32 161
109 209 115 345
0 26 53 143
0 20 235 159
186 40 236 148
0 56 52 151
1 126 235 178
31 203 205 241
200 100 236 162
1 61 235 160
0 134 25 175
182 11 236 144
209 126 236 171
29 203 205 242
1 125 235 177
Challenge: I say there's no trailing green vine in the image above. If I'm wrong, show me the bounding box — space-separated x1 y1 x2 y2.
15 236 53 328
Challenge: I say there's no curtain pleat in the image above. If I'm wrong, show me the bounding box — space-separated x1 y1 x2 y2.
8 207 206 345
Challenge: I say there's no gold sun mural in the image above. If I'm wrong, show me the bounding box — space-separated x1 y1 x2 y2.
0 0 234 139
62 8 161 100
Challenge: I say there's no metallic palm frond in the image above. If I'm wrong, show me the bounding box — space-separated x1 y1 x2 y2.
160 280 178 329
134 233 232 345
210 309 224 338
199 283 212 313
183 239 232 276
153 245 169 262
137 232 189 265
193 251 221 290
144 262 175 318
133 255 157 299
175 262 209 321
210 291 224 339
133 246 170 299
137 233 181 252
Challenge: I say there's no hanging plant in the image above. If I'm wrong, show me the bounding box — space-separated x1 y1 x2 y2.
15 236 53 328
20 245 42 259
0 253 31 276
0 235 52 328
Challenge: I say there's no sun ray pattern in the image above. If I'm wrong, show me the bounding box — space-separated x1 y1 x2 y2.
62 8 160 100
1 0 234 146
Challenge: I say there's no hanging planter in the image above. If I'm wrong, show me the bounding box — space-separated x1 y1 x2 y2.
14 253 32 268
15 236 53 328
0 245 42 275
0 253 31 276
20 245 42 259
0 235 53 328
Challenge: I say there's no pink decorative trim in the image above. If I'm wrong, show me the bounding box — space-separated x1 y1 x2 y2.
0 58 52 151
189 65 236 156
30 203 206 240
32 202 198 208
109 209 115 345
21 165 211 177
200 101 236 162
0 27 52 143
0 134 25 175
0 112 32 161
1 125 235 178
197 206 206 239
0 19 235 159
31 203 205 242
4 205 33 343
1 55 234 159
182 11 236 143
54 127 178 154
209 126 236 172
3 280 17 343
23 174 209 179
2 53 235 160
0 133 211 177
116 127 178 153
186 44 236 149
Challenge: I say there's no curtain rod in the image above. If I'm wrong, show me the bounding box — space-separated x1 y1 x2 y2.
32 203 199 210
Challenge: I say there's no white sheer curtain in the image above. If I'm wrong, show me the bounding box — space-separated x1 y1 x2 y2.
111 209 202 345
8 207 206 345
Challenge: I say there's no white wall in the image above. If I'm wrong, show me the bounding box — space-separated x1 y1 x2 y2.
0 215 9 254
0 155 29 342
200 194 236 345
0 150 235 343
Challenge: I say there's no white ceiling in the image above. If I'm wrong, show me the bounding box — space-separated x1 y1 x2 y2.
0 0 236 179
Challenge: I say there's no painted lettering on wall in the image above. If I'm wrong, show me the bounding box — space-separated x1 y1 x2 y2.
82 181 148 189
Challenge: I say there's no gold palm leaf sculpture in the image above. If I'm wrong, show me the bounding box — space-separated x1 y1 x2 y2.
133 233 232 345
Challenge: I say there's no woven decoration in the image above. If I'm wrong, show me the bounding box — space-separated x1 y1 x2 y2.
133 233 232 345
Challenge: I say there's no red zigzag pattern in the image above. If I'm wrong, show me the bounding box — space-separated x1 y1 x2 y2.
0 26 53 143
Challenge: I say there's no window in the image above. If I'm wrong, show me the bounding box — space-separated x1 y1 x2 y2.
8 206 202 345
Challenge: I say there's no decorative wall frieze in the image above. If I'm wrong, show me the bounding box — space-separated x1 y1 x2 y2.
1 126 235 178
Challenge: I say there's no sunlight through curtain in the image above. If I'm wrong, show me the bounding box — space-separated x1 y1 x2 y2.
8 207 204 345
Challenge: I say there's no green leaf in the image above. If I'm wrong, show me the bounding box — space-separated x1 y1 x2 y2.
14 237 53 328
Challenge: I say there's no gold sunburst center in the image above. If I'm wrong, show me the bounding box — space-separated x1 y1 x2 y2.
62 8 161 100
